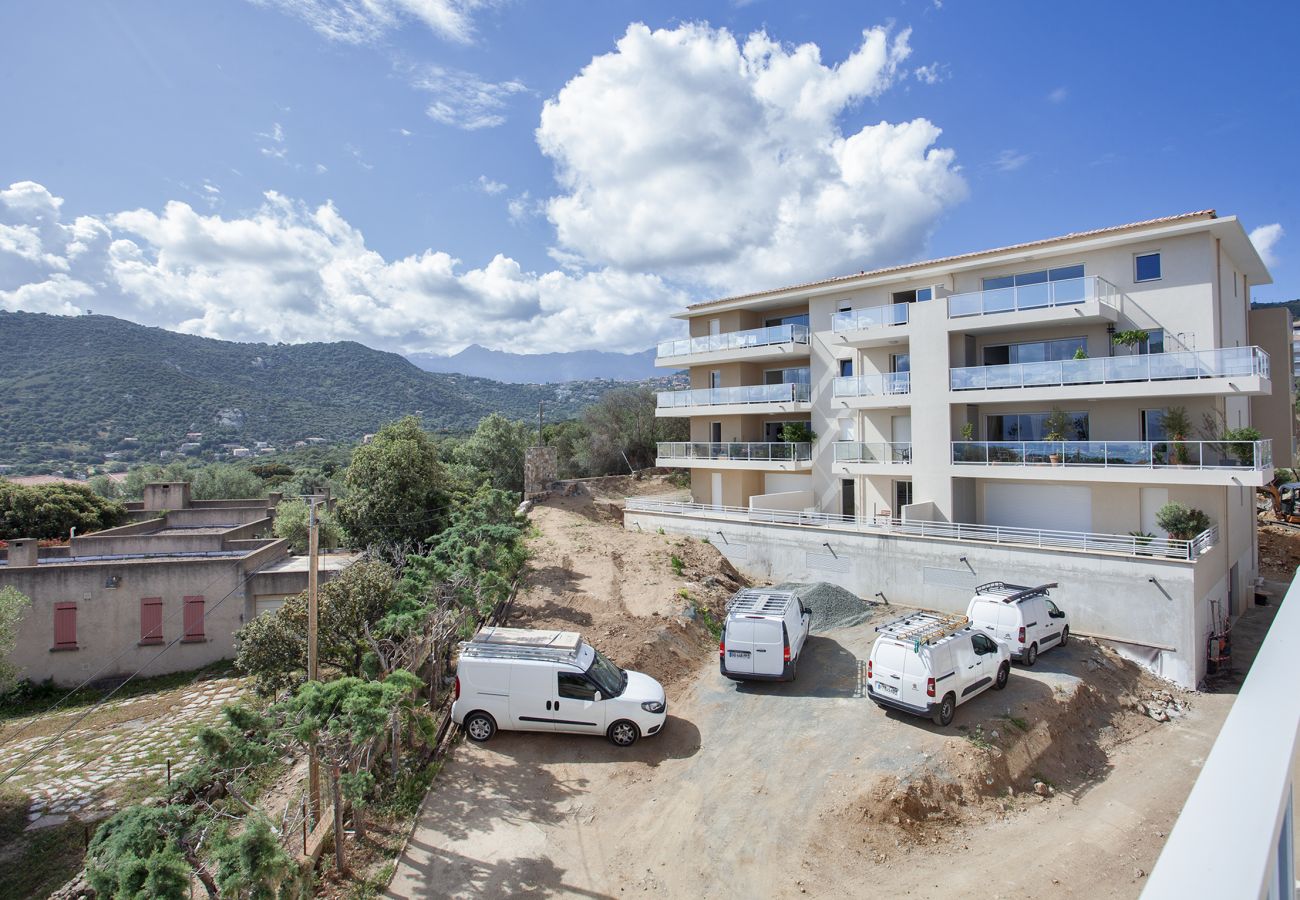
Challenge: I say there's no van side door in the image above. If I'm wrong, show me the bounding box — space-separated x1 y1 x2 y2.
1022 598 1045 648
955 636 988 699
553 672 607 735
1040 598 1064 646
508 663 555 731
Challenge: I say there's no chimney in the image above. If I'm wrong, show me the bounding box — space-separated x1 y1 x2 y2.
8 538 39 568
143 481 192 512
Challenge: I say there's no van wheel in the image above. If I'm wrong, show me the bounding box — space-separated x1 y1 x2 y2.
1059 627 1069 647
1024 643 1039 667
994 662 1010 690
608 720 640 747
788 660 798 682
932 693 956 727
464 712 496 743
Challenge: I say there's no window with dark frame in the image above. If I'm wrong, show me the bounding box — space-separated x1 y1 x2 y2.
1135 252 1161 282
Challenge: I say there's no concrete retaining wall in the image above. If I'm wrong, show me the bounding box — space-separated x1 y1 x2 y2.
627 509 1210 687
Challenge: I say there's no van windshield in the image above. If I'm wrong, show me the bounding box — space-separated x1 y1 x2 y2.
586 648 627 698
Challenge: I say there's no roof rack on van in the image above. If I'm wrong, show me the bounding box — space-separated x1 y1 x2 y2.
727 588 800 616
458 627 584 664
974 582 1059 604
875 611 970 649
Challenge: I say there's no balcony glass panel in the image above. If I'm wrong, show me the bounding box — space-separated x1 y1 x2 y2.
656 382 812 408
656 323 810 358
831 303 909 333
950 347 1270 391
833 441 912 463
656 441 812 462
832 372 911 397
952 439 1271 470
948 275 1117 319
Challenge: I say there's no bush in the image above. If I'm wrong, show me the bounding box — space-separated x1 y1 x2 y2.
1155 502 1211 540
272 499 345 553
0 482 126 540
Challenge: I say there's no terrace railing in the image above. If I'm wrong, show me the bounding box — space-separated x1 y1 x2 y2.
950 346 1270 391
656 382 811 409
656 441 812 462
656 323 811 358
833 441 913 464
833 372 911 398
947 275 1120 319
951 439 1272 471
831 303 910 333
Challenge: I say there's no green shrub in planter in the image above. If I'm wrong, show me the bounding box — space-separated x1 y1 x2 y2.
1155 502 1211 540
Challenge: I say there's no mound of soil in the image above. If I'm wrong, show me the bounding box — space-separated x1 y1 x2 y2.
774 581 881 632
1257 523 1300 581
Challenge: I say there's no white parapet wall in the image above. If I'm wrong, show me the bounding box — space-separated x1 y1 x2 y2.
748 490 814 512
627 508 1208 687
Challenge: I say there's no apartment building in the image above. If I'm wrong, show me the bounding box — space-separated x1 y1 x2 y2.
631 211 1287 688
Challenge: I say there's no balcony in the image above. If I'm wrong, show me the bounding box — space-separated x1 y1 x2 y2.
655 441 812 470
655 382 812 416
946 275 1121 333
830 303 910 347
951 439 1273 486
833 441 912 473
949 346 1271 402
831 372 911 409
655 324 811 366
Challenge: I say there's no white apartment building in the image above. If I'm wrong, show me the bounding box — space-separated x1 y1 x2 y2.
629 211 1289 688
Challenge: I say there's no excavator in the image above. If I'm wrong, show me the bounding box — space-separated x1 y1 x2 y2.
1258 481 1300 525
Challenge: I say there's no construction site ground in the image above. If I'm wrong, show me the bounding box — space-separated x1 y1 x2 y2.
386 479 1294 899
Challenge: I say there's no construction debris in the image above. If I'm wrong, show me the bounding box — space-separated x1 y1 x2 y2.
775 582 879 631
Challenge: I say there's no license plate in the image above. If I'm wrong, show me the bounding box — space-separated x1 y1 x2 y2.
875 681 898 695
728 650 751 658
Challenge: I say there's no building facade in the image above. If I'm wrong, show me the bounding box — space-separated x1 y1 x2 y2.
634 211 1285 687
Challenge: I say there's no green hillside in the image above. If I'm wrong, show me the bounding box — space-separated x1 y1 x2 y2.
0 311 674 470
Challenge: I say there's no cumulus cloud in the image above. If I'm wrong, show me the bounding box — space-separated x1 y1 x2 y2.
536 22 965 291
1250 223 1284 269
254 0 491 45
410 64 528 130
0 182 684 354
476 175 507 195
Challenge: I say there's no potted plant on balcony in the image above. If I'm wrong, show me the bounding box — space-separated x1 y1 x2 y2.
1072 346 1088 360
1156 502 1211 542
779 422 816 462
1112 328 1149 355
959 421 975 442
1129 530 1156 556
1160 406 1193 466
1043 407 1072 465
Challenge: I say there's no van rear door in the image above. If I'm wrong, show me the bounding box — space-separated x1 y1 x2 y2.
507 663 555 731
872 639 908 704
724 619 756 675
969 600 1002 638
751 619 785 676
996 604 1021 647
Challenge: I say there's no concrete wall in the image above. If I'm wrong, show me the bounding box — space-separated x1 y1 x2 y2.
1250 306 1296 464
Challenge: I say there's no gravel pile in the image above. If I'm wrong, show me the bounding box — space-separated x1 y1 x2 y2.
775 581 877 632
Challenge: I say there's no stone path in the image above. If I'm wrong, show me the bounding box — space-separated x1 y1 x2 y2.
0 677 247 827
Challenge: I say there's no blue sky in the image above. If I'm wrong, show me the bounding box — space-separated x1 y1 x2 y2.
0 0 1295 358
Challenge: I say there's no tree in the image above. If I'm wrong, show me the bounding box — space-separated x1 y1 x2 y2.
85 805 209 900
337 417 446 548
0 586 31 693
0 481 126 540
453 413 532 493
578 385 687 474
272 499 345 553
212 814 298 900
190 465 266 501
1156 502 1212 540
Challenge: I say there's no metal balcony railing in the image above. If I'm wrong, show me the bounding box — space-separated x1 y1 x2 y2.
622 498 1218 562
655 441 812 462
832 441 912 464
947 275 1120 319
656 382 811 409
951 439 1272 470
656 323 811 358
950 346 1270 391
833 372 911 398
831 303 910 333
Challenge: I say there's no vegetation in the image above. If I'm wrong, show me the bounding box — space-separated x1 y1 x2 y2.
1160 406 1193 465
1222 426 1263 466
1043 407 1072 442
337 417 447 549
1111 328 1150 351
451 413 533 493
1156 502 1212 540
0 586 31 693
272 499 345 553
0 481 126 540
778 421 817 444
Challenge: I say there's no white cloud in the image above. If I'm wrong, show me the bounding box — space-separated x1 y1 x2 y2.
0 182 684 354
1250 223 1284 269
398 128 413 137
315 163 328 174
535 22 965 291
254 0 490 45
477 175 507 195
913 62 948 85
409 64 528 130
1048 86 1067 104
993 149 1029 172
202 183 221 195
258 122 288 160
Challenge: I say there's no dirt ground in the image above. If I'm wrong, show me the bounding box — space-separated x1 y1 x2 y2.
1257 521 1300 581
385 482 1291 899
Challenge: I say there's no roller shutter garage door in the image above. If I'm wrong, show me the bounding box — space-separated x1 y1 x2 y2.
984 484 1093 534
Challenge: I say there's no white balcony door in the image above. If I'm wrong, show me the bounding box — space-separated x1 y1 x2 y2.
1141 487 1170 539
709 319 721 336
711 472 723 509
891 415 911 444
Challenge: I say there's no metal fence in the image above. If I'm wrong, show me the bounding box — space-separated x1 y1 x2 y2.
832 441 913 464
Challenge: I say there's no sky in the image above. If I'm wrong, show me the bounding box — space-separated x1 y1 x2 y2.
0 0 1296 359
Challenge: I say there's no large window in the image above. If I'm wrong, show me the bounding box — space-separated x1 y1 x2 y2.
1140 409 1167 441
765 313 810 327
763 366 810 385
986 411 1089 441
890 353 910 374
982 264 1085 291
1135 252 1161 282
1138 328 1165 354
892 287 932 304
982 336 1086 367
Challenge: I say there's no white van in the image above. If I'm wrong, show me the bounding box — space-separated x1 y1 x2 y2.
866 612 1011 726
966 581 1069 666
719 588 812 682
451 627 667 747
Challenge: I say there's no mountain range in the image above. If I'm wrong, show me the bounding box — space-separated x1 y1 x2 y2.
408 344 660 383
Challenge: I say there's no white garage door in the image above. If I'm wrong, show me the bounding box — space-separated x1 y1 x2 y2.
985 483 1093 533
254 594 294 617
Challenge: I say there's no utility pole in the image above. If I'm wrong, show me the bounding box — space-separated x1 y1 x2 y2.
537 399 545 445
307 498 321 822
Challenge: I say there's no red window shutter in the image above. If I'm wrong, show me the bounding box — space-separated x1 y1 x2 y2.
183 596 205 641
140 597 163 644
53 603 77 649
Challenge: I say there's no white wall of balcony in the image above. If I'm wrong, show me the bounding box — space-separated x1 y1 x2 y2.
944 275 1122 334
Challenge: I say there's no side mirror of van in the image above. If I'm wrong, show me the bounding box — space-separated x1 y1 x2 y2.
593 691 603 702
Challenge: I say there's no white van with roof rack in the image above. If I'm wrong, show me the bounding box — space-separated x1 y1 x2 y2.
719 588 812 682
451 627 667 747
965 582 1069 666
866 612 1011 726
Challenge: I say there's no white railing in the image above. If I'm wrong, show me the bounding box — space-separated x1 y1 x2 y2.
952 439 1272 471
831 303 910 333
623 498 1216 561
833 441 912 464
950 346 1270 391
656 323 810 358
656 441 812 462
947 275 1120 319
833 372 911 398
1143 571 1299 898
656 382 811 409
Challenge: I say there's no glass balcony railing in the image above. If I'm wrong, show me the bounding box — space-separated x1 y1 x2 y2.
833 372 911 398
832 441 912 464
951 439 1272 470
656 441 812 462
950 346 1270 391
656 382 812 409
947 275 1120 319
831 303 909 333
656 323 810 358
